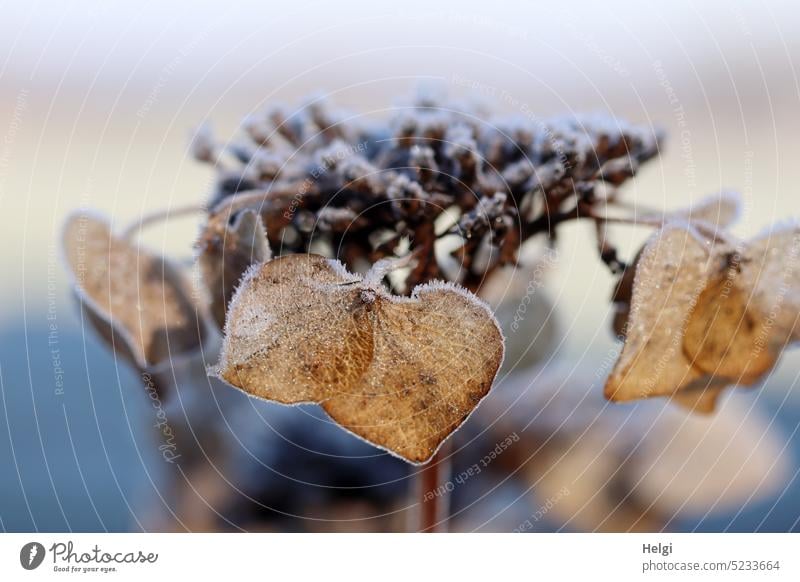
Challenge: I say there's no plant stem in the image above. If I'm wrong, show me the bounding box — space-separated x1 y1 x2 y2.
416 442 452 532
121 203 206 241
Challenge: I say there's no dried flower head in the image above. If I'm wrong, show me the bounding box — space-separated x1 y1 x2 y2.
193 94 661 294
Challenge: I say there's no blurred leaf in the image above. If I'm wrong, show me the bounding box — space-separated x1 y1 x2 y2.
478 362 790 531
671 190 742 228
611 191 743 338
62 212 205 372
480 262 560 374
605 220 800 411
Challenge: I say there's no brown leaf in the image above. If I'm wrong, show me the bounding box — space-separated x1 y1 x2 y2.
214 253 505 463
198 208 271 329
682 264 775 383
605 221 800 412
610 191 742 338
62 212 205 371
605 223 717 404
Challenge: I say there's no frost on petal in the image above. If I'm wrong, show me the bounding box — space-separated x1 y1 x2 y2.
605 224 719 402
214 253 505 464
612 192 742 338
198 207 271 329
62 212 204 371
682 223 800 392
607 220 800 413
742 223 800 343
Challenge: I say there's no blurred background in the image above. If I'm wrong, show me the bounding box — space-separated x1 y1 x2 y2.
1 0 800 532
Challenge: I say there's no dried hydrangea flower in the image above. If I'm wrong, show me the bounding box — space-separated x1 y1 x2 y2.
213 253 504 463
62 212 205 373
192 93 661 293
605 220 800 411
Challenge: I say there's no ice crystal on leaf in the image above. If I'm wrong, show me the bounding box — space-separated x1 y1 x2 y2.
606 220 800 412
213 253 504 464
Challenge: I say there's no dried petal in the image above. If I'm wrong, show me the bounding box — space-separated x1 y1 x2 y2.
62 212 204 370
606 221 800 412
611 192 743 338
605 224 719 403
198 208 271 329
214 254 505 463
682 265 775 383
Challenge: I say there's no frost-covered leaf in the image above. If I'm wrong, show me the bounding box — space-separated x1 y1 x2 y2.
606 221 800 412
198 207 271 329
214 253 505 464
609 247 642 338
681 223 800 388
611 192 742 338
738 223 800 342
605 224 717 403
62 212 204 371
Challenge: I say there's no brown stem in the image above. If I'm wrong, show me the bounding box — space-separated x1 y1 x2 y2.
415 441 452 532
121 203 206 241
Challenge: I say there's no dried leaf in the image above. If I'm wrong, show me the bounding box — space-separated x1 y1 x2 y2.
198 208 271 329
605 221 800 411
682 266 775 383
605 224 716 403
611 191 743 338
62 212 205 371
682 223 800 385
214 253 505 463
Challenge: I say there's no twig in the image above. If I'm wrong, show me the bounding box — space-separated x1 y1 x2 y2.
122 203 206 241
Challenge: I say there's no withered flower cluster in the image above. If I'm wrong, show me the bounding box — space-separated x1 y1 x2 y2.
193 94 661 302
